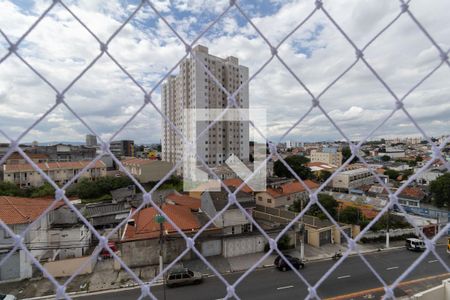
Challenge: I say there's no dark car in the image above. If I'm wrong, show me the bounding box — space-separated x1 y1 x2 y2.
274 255 305 271
166 267 203 288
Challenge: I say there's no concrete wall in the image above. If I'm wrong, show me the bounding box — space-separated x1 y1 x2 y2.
222 235 266 257
43 255 96 278
120 237 195 268
412 279 449 300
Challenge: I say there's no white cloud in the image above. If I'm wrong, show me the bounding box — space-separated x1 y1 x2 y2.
0 0 449 145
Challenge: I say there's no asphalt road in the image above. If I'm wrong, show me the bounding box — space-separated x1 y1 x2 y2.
75 245 449 300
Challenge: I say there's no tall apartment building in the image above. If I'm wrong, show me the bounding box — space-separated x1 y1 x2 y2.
310 147 343 167
110 140 134 158
161 45 250 170
86 134 98 147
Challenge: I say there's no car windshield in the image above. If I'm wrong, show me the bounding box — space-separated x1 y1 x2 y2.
188 270 194 276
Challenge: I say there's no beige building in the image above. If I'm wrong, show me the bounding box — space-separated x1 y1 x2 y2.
330 168 375 192
310 147 343 167
255 179 319 209
161 45 250 168
3 161 106 188
121 158 173 183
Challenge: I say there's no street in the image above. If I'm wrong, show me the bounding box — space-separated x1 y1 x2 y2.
75 246 449 300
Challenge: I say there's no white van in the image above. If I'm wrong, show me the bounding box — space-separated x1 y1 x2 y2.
405 238 426 252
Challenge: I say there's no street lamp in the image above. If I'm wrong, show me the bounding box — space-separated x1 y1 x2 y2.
155 195 166 300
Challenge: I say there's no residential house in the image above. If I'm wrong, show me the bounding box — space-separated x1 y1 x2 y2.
255 179 319 209
3 161 106 188
201 188 255 235
0 196 90 282
330 168 375 192
121 158 173 183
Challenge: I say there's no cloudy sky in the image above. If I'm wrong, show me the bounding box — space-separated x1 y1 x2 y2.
0 0 449 145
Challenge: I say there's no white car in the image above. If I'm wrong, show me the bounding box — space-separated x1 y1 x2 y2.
0 294 17 300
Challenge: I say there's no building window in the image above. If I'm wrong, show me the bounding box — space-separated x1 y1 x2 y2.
257 196 262 202
267 198 272 204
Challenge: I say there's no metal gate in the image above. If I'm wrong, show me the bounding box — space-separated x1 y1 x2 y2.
0 251 20 281
341 228 352 243
319 230 332 246
201 240 222 257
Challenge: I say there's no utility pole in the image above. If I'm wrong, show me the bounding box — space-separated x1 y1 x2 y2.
155 194 166 300
386 208 390 249
300 198 305 261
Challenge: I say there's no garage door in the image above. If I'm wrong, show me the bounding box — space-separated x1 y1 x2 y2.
201 240 221 257
0 251 20 281
341 228 352 243
319 230 332 246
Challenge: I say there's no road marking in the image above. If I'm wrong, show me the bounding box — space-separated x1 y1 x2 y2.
428 260 438 263
337 275 351 279
324 273 450 300
386 266 399 270
277 285 294 290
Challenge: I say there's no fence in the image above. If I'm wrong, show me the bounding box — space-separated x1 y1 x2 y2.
1 0 450 299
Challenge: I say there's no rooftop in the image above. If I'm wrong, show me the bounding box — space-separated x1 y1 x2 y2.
3 160 106 172
0 196 64 225
122 204 201 241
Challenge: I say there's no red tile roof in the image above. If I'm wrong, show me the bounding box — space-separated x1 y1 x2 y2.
0 196 64 225
399 187 425 200
166 193 201 210
123 204 201 241
4 160 106 172
266 180 319 198
7 152 49 160
222 178 253 193
122 158 155 166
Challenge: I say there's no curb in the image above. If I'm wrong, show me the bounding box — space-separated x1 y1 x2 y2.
23 244 436 299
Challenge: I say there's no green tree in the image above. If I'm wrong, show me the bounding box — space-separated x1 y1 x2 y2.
273 155 312 180
294 194 338 220
317 170 332 182
30 183 55 198
430 173 450 208
381 155 391 162
339 206 362 224
384 169 400 181
66 176 134 200
341 146 358 164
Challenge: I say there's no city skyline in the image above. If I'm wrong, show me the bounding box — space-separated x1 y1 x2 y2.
1 0 449 145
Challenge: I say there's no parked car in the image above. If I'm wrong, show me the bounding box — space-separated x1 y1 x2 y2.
405 238 426 252
274 255 305 271
100 241 118 259
0 294 17 300
166 267 203 287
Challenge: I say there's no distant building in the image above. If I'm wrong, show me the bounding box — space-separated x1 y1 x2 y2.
3 161 106 188
201 188 255 235
0 197 89 282
25 144 96 162
4 152 49 165
110 140 134 158
161 45 249 168
310 147 343 167
121 158 173 183
85 134 97 147
255 179 319 208
330 168 375 192
384 147 406 159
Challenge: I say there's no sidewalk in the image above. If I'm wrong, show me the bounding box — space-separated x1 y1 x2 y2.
11 239 447 299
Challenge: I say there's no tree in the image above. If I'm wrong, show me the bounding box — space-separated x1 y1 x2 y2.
339 206 362 224
308 194 339 220
381 155 391 162
341 146 358 164
273 155 312 180
66 176 134 200
430 173 450 208
384 169 400 181
316 170 332 182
